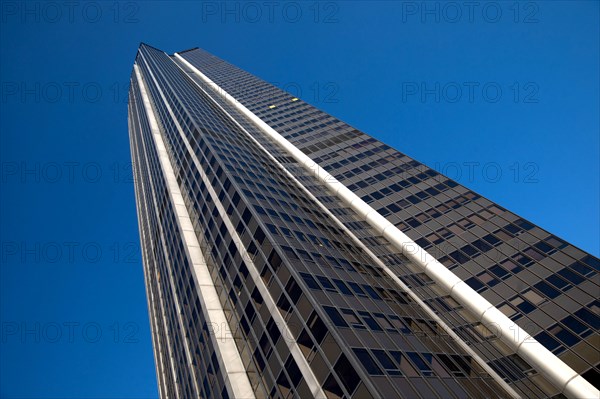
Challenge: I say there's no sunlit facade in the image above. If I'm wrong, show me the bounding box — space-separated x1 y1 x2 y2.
128 43 599 399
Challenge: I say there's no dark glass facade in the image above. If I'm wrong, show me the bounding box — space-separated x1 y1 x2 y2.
128 44 599 399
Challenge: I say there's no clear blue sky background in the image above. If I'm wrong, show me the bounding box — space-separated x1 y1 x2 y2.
1 1 598 398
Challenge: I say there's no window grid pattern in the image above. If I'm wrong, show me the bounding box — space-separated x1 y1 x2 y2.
178 47 600 396
129 44 599 399
137 45 508 399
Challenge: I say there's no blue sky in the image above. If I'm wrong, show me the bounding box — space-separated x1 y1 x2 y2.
1 1 598 398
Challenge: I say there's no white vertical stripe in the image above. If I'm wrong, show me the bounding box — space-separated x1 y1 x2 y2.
149 56 328 399
128 101 169 399
170 55 518 398
129 87 181 399
134 93 203 399
175 53 599 399
172 86 520 397
134 63 255 399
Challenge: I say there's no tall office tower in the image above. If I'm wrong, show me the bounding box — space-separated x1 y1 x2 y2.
127 43 599 399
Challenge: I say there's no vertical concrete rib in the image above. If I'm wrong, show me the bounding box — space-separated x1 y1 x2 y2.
145 56 328 399
168 71 519 397
170 55 518 397
175 53 599 399
134 63 255 399
170 56 518 398
128 100 170 399
129 87 181 399
132 88 202 398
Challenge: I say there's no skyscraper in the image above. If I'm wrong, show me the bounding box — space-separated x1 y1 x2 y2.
127 43 599 399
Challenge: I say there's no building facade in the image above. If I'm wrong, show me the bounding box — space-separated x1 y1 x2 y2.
127 43 599 399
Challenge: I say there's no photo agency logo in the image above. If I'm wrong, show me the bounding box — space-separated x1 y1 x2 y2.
400 1 540 24
0 161 137 184
0 81 132 104
1 241 141 265
200 1 339 23
1 321 140 344
0 1 140 24
269 81 340 104
401 81 540 104
431 161 540 184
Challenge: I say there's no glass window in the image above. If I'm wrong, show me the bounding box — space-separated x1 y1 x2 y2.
388 315 411 334
389 351 418 377
362 284 382 299
477 272 499 287
461 244 478 257
534 241 553 254
562 315 590 336
265 224 279 235
547 274 570 291
581 255 599 271
283 356 302 387
341 309 365 329
524 247 545 261
534 281 560 299
510 296 535 314
482 233 501 246
472 239 492 252
489 265 509 279
323 374 343 398
548 324 578 347
489 358 523 382
280 227 293 237
450 250 470 264
307 311 328 344
513 253 533 267
407 352 433 376
501 259 523 273
285 278 302 304
437 354 466 377
276 293 291 313
334 354 360 394
570 262 595 277
534 331 562 353
281 246 299 260
352 348 383 375
465 277 485 292
297 329 314 352
332 279 353 295
574 307 600 329
514 219 534 230
347 282 368 297
300 273 320 290
294 231 307 242
357 311 382 331
317 276 337 292
323 306 348 327
373 313 396 332
558 268 584 285
372 349 401 375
